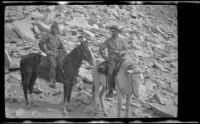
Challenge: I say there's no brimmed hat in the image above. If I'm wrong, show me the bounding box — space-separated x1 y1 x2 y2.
109 25 121 32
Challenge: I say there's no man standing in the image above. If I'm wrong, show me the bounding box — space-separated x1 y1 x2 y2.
38 22 67 88
99 25 129 98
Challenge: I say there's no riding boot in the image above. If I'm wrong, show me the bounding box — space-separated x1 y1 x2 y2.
48 67 56 88
106 73 113 98
48 55 57 88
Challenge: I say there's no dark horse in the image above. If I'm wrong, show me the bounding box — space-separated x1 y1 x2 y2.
20 40 94 114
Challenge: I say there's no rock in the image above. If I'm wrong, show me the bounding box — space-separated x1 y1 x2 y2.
23 6 39 13
130 102 142 108
79 67 93 82
13 19 36 41
139 84 148 101
153 79 168 89
31 110 40 118
52 91 62 96
143 79 157 99
149 103 177 117
153 92 168 105
16 108 30 118
33 87 43 94
66 16 93 29
80 89 92 98
121 104 126 110
75 81 85 90
82 29 95 37
132 109 145 117
28 11 44 19
170 81 178 94
35 22 50 32
47 6 56 12
135 49 152 58
75 92 91 105
5 24 20 42
152 60 170 72
6 74 20 83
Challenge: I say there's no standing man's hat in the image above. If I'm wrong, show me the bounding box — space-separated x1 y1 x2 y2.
109 25 121 32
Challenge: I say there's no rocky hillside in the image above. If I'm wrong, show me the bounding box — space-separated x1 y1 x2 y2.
5 5 177 118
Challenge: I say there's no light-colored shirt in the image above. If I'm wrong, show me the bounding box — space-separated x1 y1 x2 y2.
99 37 129 60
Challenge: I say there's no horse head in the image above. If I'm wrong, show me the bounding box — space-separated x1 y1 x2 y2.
79 39 95 66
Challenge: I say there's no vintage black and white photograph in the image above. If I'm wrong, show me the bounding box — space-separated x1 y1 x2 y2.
4 4 177 118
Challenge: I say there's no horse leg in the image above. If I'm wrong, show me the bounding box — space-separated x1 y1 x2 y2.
66 82 73 112
22 72 33 106
21 69 28 105
22 82 29 105
28 73 37 105
117 91 123 118
99 86 107 116
125 95 131 118
62 82 68 115
89 81 100 116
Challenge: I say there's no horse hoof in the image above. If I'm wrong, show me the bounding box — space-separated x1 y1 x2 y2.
103 112 107 117
24 103 31 108
67 107 72 112
61 107 68 116
62 110 68 116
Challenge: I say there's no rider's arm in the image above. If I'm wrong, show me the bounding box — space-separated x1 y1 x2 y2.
38 33 49 54
123 40 129 50
58 37 67 53
34 22 50 33
99 39 109 60
119 39 130 54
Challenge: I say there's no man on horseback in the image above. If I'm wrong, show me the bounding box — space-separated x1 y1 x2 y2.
99 25 129 98
38 21 67 88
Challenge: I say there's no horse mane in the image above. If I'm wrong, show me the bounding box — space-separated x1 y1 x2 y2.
63 44 83 70
67 44 81 59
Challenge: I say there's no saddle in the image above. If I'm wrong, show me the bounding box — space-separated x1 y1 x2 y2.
97 57 126 89
38 52 65 81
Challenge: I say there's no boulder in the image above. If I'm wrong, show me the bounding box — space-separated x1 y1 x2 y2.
153 92 170 105
75 91 91 105
149 103 177 117
138 84 148 101
144 79 157 98
152 60 170 72
79 67 93 82
28 11 44 20
16 108 32 118
132 109 145 117
66 17 93 29
13 19 36 41
170 81 178 94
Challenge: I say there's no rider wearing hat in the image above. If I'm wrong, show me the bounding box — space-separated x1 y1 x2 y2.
38 21 67 88
99 25 129 98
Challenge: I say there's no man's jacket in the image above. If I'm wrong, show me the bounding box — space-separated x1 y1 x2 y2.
39 32 66 55
99 37 129 60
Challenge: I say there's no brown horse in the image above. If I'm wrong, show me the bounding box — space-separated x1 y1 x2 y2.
91 57 144 118
20 40 94 115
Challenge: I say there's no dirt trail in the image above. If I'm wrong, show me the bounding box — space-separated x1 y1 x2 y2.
5 77 143 118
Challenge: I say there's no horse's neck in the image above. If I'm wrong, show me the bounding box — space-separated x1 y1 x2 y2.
68 46 83 69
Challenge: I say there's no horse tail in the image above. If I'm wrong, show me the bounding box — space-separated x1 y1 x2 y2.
20 67 24 87
20 56 25 86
